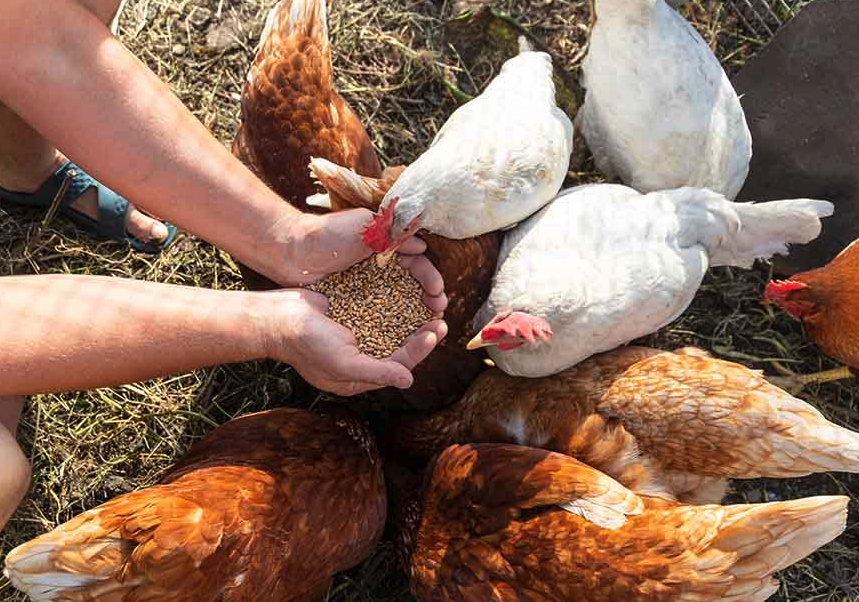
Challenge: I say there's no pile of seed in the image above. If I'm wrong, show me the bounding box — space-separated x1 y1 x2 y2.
308 255 434 358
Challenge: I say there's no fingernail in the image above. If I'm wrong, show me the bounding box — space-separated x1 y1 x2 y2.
150 221 169 242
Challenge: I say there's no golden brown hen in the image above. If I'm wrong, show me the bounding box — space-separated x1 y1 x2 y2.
765 236 859 389
389 443 848 602
308 158 501 409
386 346 859 504
4 407 386 602
232 0 382 289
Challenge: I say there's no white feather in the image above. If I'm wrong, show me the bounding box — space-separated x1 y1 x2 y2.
475 185 832 378
577 0 752 199
379 45 573 239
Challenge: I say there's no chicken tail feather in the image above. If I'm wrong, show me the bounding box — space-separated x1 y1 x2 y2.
761 388 859 476
4 532 133 601
707 197 834 268
309 157 405 212
705 496 848 602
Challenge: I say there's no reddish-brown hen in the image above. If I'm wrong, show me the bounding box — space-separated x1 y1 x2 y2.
308 158 501 409
386 346 859 504
390 443 848 602
765 236 859 388
4 408 386 602
231 0 382 289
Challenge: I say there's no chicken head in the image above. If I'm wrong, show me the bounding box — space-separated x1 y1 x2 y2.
466 311 553 351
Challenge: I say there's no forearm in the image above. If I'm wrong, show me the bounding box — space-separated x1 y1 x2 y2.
0 275 269 396
0 0 298 281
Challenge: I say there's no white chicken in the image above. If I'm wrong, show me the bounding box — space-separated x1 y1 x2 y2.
361 37 573 258
468 184 833 378
577 0 752 199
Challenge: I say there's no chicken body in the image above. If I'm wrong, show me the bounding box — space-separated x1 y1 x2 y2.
392 443 848 602
4 408 387 602
363 38 573 253
232 0 382 289
310 158 500 409
577 0 751 199
387 346 859 505
472 184 833 378
766 237 859 384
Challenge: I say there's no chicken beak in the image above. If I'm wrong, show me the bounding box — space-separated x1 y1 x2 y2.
466 332 496 351
375 251 396 268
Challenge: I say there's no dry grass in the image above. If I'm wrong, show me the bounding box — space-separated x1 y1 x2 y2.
1 0 857 601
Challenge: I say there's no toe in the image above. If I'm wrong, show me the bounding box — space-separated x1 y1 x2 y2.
126 204 169 243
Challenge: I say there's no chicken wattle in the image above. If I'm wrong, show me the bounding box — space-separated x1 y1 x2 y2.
361 37 573 257
470 184 833 378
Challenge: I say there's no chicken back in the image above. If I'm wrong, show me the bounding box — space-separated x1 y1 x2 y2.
4 407 387 602
386 346 859 505
232 0 382 289
391 443 848 602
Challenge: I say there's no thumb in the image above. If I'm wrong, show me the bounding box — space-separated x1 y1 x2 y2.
341 354 414 390
296 289 329 314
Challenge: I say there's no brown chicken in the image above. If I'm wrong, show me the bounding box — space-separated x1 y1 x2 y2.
386 346 859 504
309 158 501 409
231 0 383 289
389 443 848 602
765 236 859 388
4 407 386 602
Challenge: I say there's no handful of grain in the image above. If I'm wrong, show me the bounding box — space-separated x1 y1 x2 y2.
308 255 433 358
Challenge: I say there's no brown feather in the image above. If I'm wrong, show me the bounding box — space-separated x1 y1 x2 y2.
392 444 847 602
4 408 386 602
231 0 382 290
386 346 859 503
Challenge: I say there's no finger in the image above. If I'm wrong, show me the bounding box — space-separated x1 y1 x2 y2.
338 353 414 390
295 289 330 314
397 235 427 255
398 254 444 298
388 319 448 371
423 291 448 316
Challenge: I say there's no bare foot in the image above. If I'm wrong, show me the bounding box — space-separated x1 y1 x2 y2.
0 152 169 244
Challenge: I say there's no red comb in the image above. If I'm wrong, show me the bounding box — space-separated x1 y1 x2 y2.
765 279 808 299
361 197 399 253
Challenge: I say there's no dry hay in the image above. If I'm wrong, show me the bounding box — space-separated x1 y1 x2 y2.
0 1 856 601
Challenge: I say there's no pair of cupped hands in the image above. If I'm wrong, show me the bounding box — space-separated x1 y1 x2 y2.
253 207 448 397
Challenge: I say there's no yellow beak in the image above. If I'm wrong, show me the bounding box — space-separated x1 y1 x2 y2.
466 332 496 351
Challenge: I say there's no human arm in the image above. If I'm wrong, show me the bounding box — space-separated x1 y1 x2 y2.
0 0 379 287
0 274 446 397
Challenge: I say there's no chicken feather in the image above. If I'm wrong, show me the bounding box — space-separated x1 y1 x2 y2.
577 0 752 199
4 408 387 602
231 0 382 290
390 443 848 602
386 346 859 504
472 184 833 378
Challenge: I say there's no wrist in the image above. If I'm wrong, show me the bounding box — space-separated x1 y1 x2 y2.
253 204 309 286
237 291 281 362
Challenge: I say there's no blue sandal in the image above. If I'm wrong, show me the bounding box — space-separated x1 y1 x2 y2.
0 161 177 254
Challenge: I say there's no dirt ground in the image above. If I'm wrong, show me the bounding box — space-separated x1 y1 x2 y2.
1 0 857 600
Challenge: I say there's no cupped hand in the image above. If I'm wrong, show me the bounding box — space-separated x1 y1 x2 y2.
268 290 448 396
275 209 422 283
275 208 448 313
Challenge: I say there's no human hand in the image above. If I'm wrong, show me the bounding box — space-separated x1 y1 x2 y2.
262 289 448 396
267 208 434 286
